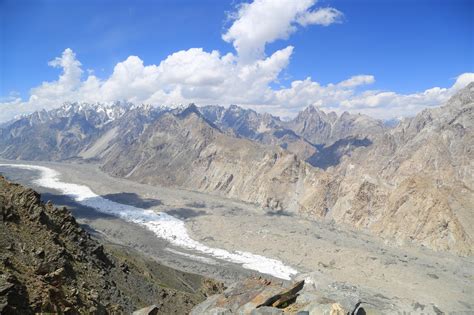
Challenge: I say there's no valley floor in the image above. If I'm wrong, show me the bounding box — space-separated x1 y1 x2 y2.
1 159 473 313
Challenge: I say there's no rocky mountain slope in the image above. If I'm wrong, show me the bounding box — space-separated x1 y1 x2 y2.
95 104 323 212
0 175 222 314
322 83 474 255
0 85 472 255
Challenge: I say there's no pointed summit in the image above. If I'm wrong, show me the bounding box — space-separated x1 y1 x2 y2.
176 103 202 118
285 106 384 145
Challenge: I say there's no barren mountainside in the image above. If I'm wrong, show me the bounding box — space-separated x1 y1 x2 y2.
97 105 323 212
325 83 474 255
0 84 473 255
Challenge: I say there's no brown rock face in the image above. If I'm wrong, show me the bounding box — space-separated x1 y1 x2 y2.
99 91 473 254
325 83 474 255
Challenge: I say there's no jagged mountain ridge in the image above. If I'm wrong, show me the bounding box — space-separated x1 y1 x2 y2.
0 100 380 167
200 104 318 162
0 85 473 255
0 102 130 160
199 104 385 164
284 105 386 145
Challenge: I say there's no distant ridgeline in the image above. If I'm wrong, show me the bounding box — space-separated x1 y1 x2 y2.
0 83 473 255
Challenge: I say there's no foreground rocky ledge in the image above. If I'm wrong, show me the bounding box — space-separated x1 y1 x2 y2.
0 175 222 314
190 278 372 315
190 276 456 314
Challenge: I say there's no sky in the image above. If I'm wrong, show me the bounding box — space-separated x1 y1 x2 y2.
0 0 473 122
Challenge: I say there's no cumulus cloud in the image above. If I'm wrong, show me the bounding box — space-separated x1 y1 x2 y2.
0 44 295 122
1 46 472 122
100 45 294 106
0 49 87 120
0 0 473 123
271 73 473 118
46 48 83 89
222 0 342 62
452 73 474 90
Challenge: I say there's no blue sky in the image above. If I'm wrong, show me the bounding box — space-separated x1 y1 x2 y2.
0 0 473 121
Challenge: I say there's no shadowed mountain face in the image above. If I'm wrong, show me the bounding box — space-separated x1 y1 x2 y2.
308 137 373 170
0 84 473 255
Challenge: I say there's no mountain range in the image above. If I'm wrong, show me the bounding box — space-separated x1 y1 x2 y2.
1 83 472 255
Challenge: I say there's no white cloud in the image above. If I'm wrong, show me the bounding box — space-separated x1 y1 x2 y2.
46 48 83 89
452 73 474 90
98 45 294 106
27 48 84 108
0 44 295 122
270 73 473 118
0 49 87 120
296 7 343 26
337 75 375 88
1 0 473 123
1 45 472 122
222 0 342 63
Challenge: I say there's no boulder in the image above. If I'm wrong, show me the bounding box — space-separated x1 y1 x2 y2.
257 280 305 308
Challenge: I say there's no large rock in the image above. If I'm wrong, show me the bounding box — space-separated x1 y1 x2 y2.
257 280 305 308
191 278 303 315
190 277 374 315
